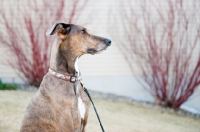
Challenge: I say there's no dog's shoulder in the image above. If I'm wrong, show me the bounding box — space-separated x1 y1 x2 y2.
39 73 77 102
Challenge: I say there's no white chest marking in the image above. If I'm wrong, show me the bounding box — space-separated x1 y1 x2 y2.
75 57 79 76
75 57 85 118
78 97 85 119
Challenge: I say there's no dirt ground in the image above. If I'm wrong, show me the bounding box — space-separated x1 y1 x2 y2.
0 90 199 132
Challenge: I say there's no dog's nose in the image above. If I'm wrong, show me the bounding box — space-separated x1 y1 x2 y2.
104 38 111 46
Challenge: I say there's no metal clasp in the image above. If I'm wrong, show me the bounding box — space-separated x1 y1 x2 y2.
80 80 86 90
70 76 76 83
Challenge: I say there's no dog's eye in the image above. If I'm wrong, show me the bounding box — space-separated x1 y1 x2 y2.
81 30 85 34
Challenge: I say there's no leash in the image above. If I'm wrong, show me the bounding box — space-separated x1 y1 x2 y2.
80 81 105 132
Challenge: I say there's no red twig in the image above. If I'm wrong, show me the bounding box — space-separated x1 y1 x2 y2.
0 0 87 87
111 0 200 109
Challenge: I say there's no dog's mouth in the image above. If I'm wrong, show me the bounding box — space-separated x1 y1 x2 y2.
87 48 97 54
87 47 107 55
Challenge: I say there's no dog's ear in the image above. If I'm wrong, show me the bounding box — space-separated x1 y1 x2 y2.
46 22 71 39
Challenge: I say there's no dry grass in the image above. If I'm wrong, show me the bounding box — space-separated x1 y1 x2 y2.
0 90 199 132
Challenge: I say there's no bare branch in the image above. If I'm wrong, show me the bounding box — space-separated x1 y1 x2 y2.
111 0 200 109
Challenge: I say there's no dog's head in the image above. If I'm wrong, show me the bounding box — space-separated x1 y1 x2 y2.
46 22 111 56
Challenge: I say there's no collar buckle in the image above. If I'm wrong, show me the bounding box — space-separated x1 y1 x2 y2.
70 76 76 83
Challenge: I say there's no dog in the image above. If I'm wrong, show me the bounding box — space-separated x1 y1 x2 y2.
20 22 111 132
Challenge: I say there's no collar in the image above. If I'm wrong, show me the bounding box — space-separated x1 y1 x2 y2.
48 68 82 83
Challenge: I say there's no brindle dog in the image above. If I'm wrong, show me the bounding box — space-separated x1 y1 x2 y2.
20 22 111 132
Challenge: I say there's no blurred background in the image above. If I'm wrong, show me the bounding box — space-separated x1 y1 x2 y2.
0 0 200 131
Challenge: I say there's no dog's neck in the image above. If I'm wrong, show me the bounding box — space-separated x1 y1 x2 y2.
50 38 80 76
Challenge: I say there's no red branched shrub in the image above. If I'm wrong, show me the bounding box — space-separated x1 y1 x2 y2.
111 0 200 109
0 0 88 87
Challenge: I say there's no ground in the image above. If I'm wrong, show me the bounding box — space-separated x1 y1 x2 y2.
0 90 199 132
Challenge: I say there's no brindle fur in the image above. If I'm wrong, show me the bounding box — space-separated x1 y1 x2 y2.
20 23 111 132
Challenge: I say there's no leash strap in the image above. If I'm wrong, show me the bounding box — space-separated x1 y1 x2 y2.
80 81 105 132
